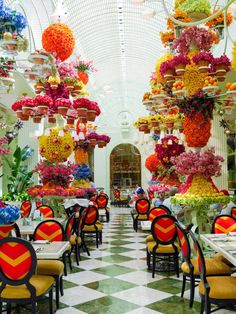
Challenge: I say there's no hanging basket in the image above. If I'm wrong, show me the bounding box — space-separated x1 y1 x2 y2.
87 110 96 122
37 105 49 115
57 106 69 115
139 123 148 132
33 115 42 124
48 115 56 123
197 60 209 74
188 12 208 22
22 106 34 116
77 107 88 118
66 117 75 124
97 140 105 148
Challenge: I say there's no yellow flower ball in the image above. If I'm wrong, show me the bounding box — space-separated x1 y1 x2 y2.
155 53 174 84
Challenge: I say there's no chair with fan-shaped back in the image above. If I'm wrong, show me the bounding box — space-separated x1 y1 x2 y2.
96 194 110 222
212 215 236 234
231 207 236 220
0 223 21 240
36 200 42 208
189 230 236 314
38 205 54 218
132 198 150 232
113 189 120 207
20 201 32 218
81 205 103 248
146 214 180 278
0 237 54 313
175 222 232 309
148 190 154 201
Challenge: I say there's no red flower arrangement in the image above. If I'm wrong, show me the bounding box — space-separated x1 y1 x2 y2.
172 147 224 178
34 94 53 108
155 135 185 167
19 96 35 108
42 23 75 61
88 101 101 116
55 98 72 115
28 185 86 198
192 51 213 64
160 60 176 77
172 54 190 67
11 100 22 111
183 112 211 147
97 134 111 143
145 154 163 172
73 98 91 109
173 26 213 55
86 132 98 140
210 55 231 73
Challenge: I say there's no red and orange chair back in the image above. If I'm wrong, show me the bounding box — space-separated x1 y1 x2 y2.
33 220 64 242
38 205 54 218
212 215 236 234
175 223 191 263
65 213 76 240
0 223 20 240
96 195 108 209
231 207 236 220
0 237 36 283
113 189 120 200
149 206 171 221
20 201 31 218
135 199 150 215
83 205 99 226
151 215 177 244
36 200 42 208
148 190 154 201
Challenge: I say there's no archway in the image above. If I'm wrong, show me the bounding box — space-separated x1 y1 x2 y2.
110 143 141 197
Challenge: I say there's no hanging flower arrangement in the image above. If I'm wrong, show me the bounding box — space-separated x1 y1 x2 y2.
176 0 211 20
42 23 75 61
145 154 163 173
173 26 213 55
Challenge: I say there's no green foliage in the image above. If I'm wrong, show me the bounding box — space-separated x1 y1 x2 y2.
2 145 34 201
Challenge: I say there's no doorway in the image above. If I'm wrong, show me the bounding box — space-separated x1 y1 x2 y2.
110 144 141 195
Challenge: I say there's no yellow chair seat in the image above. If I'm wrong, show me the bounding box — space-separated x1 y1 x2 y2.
0 275 54 299
199 276 236 299
83 223 103 232
133 214 148 220
146 234 154 243
147 241 180 254
70 234 82 245
36 260 64 276
213 252 234 266
181 258 232 276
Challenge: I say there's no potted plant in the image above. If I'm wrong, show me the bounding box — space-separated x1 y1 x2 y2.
172 54 190 76
34 94 53 115
19 96 35 116
192 51 213 73
211 55 231 82
55 98 72 115
48 115 56 124
73 98 90 122
29 49 49 65
160 60 176 83
74 58 97 85
205 9 233 39
86 132 98 147
87 101 101 122
63 76 78 91
34 78 46 93
172 80 186 98
48 75 60 90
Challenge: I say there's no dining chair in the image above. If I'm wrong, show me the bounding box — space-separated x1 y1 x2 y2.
0 237 54 314
36 200 42 208
96 194 110 222
81 205 103 248
37 205 54 218
231 207 236 219
0 223 21 240
132 198 151 232
65 213 82 265
146 215 180 278
20 201 32 218
189 230 236 314
175 222 232 308
212 215 236 234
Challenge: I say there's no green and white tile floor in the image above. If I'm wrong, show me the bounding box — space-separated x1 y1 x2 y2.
21 207 234 314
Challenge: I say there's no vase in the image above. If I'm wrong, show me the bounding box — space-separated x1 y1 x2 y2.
65 84 74 91
139 123 148 132
33 57 45 65
35 84 44 92
6 43 17 51
197 60 209 73
16 110 23 119
89 138 97 146
87 110 96 122
50 84 58 90
183 112 211 147
151 121 159 128
144 129 150 134
48 115 56 124
37 105 49 115
77 107 88 118
33 115 42 124
97 140 105 148
57 106 69 115
215 64 227 82
165 121 174 128
22 106 34 116
175 63 186 76
66 117 75 124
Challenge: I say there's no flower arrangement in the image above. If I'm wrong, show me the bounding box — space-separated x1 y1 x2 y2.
160 60 175 77
183 63 205 95
173 26 213 55
156 54 174 84
0 201 20 225
177 0 211 19
73 164 91 181
160 30 175 47
88 101 101 116
211 55 231 73
28 185 86 198
58 61 77 79
34 94 53 113
11 100 22 112
148 184 170 193
73 98 91 109
172 147 223 178
155 135 185 167
97 134 111 143
42 23 75 61
172 54 190 67
145 154 163 173
0 3 27 34
205 9 233 28
18 96 35 108
32 161 76 188
55 98 72 110
166 9 191 30
192 51 213 69
173 89 215 118
0 136 9 156
74 58 97 74
86 132 99 140
143 92 152 101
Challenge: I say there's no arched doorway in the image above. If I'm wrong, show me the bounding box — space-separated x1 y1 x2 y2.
110 144 141 195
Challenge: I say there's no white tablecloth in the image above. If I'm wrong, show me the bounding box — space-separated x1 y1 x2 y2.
33 241 69 259
63 198 89 209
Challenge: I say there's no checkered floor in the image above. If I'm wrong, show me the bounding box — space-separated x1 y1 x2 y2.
19 206 235 314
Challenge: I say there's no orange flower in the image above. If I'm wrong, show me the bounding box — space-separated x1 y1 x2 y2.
42 23 75 61
167 9 191 30
205 9 233 28
160 31 175 47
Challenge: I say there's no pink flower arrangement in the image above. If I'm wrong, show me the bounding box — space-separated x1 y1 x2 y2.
171 54 190 67
11 100 22 111
28 185 86 198
0 136 9 156
73 98 91 109
55 98 72 109
33 161 77 187
172 147 224 178
210 55 231 73
18 96 35 108
74 57 97 73
98 134 111 143
173 26 213 55
88 101 101 116
34 94 53 108
86 132 99 140
160 60 175 77
150 71 157 81
58 61 77 79
155 135 185 167
192 51 213 64
148 184 170 193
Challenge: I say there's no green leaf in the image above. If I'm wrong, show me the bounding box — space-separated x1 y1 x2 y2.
13 146 22 161
21 146 34 161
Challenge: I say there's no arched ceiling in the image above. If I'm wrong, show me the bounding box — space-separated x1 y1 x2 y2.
3 0 236 128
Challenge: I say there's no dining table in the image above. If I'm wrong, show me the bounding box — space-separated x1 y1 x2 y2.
33 241 70 259
200 232 236 266
63 198 90 209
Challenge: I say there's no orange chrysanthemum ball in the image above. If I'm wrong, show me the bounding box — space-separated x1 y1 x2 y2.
145 154 162 173
42 23 75 61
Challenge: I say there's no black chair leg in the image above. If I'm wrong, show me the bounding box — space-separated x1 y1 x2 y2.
152 252 156 278
49 288 54 314
82 239 90 256
60 276 64 296
0 302 2 314
31 302 36 314
175 254 179 278
200 298 205 314
99 232 102 244
62 253 67 276
6 303 11 314
55 276 60 309
75 244 79 266
68 252 72 271
96 232 99 248
181 274 186 298
189 276 195 308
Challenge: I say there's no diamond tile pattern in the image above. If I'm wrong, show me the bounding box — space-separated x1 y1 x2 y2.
19 206 234 313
